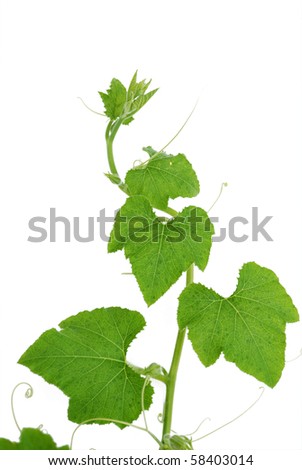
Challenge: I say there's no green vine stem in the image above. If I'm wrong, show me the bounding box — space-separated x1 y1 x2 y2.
103 100 198 204
161 263 194 446
103 112 195 448
105 118 128 194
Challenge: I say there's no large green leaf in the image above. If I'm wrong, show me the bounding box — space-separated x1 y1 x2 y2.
126 147 200 210
0 428 69 450
19 307 153 427
178 262 299 387
108 196 214 306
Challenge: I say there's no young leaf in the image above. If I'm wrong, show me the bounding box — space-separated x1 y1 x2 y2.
178 262 299 387
0 428 69 450
126 147 200 210
19 307 153 427
99 73 158 125
99 78 127 120
128 71 151 100
129 90 158 115
126 71 158 114
108 196 214 306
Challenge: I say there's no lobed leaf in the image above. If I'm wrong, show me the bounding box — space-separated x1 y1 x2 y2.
19 307 153 427
178 262 299 387
99 78 127 120
108 196 214 305
126 146 200 210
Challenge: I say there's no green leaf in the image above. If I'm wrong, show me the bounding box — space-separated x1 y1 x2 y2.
108 196 214 305
0 428 69 450
129 90 158 115
127 71 158 114
99 78 127 120
98 73 158 125
178 262 299 387
0 438 18 450
128 71 151 99
19 307 153 427
126 146 200 210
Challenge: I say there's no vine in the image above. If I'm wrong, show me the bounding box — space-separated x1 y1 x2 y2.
1 71 298 450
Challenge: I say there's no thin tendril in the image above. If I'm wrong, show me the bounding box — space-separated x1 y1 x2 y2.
287 348 302 362
136 101 199 168
11 383 34 432
70 417 161 450
77 97 106 116
157 100 199 156
207 182 228 213
193 387 265 443
185 417 211 436
167 417 210 438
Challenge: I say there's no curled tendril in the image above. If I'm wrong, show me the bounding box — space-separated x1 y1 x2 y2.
157 413 163 423
11 382 34 432
286 347 302 362
193 387 265 443
132 159 143 168
37 424 48 434
207 182 228 213
25 387 33 399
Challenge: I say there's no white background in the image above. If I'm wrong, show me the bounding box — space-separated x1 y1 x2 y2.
0 0 301 456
